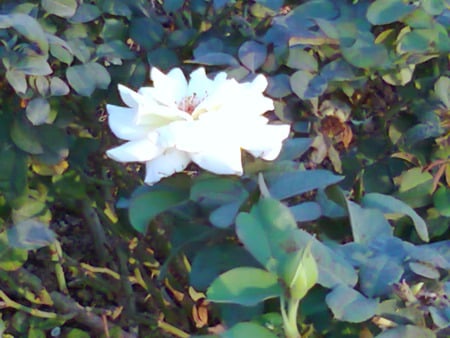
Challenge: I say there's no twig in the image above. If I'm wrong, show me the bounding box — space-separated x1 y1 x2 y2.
50 291 137 338
0 290 58 319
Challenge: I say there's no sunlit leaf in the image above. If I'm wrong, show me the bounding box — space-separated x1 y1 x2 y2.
207 267 281 306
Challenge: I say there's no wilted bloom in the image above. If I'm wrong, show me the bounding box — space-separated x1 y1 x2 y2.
106 67 290 184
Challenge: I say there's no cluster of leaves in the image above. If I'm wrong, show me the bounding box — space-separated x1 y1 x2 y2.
0 0 448 337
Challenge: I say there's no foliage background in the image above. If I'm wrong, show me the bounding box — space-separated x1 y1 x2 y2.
0 0 448 337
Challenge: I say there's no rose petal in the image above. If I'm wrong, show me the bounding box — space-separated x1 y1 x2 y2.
107 105 149 140
240 124 290 160
191 143 243 175
144 149 190 185
151 67 188 106
106 135 161 162
118 84 142 108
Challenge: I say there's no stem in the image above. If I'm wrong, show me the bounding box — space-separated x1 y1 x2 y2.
281 295 301 338
0 290 58 319
157 319 189 338
50 241 68 294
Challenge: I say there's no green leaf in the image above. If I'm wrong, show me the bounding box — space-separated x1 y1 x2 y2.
366 0 416 25
97 40 135 60
10 118 44 155
289 202 322 222
147 47 180 71
325 285 378 323
26 98 50 126
191 177 248 228
50 77 70 96
276 138 312 161
12 56 52 76
434 76 450 108
5 70 27 94
290 70 327 100
42 0 78 18
130 17 164 50
190 52 240 67
48 34 74 65
9 13 49 55
163 0 185 12
66 62 111 96
421 0 445 15
286 46 318 71
347 201 393 244
207 267 281 306
66 329 90 338
433 187 450 217
69 3 101 23
222 322 278 338
0 147 28 202
266 169 343 200
7 219 56 250
359 254 404 298
129 188 188 233
266 74 291 98
0 232 28 271
362 193 429 242
376 325 436 338
341 37 389 69
238 40 267 72
409 261 440 279
190 244 259 291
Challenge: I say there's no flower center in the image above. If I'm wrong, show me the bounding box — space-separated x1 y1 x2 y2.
178 93 205 115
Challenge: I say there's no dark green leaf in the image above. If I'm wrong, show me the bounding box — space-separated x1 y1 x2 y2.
66 62 111 96
10 118 44 155
129 189 188 233
130 17 164 50
276 138 312 161
266 169 344 200
207 267 281 306
190 53 240 67
362 193 429 242
433 186 450 217
163 0 184 12
190 244 259 291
